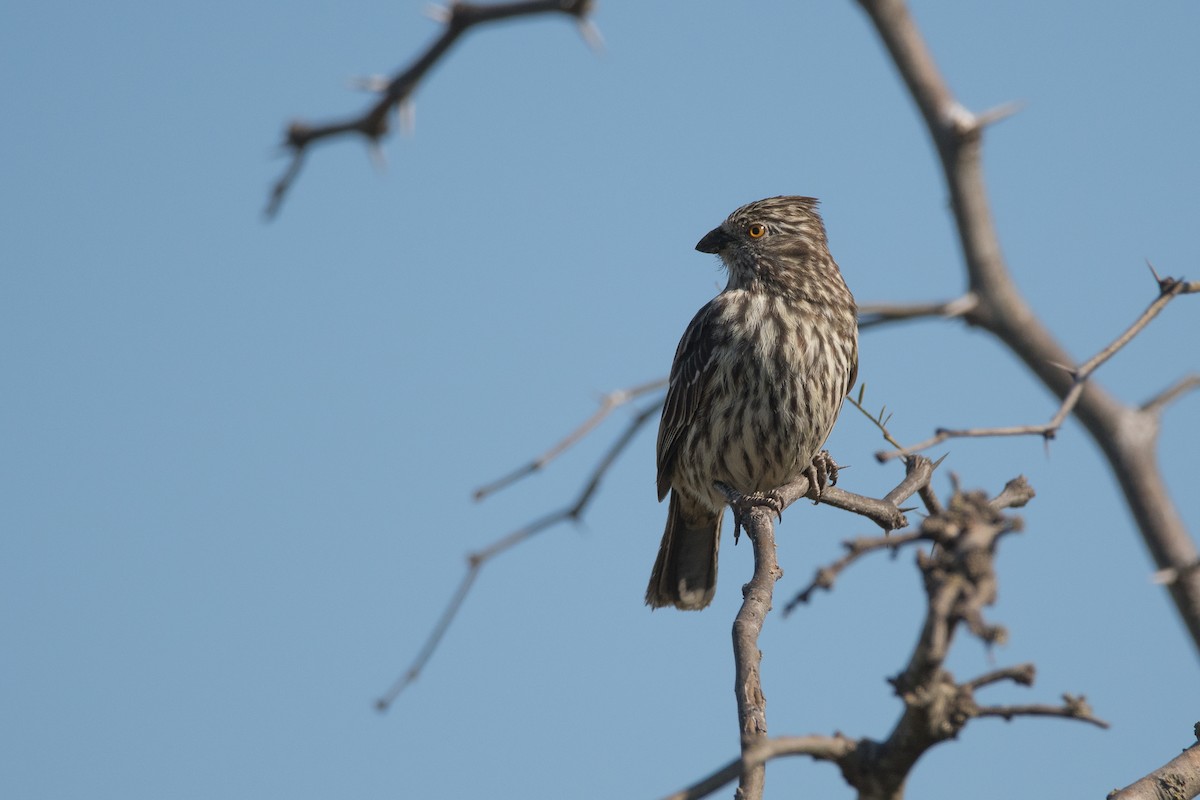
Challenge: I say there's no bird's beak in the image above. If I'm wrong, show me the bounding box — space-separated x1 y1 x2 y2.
695 226 734 254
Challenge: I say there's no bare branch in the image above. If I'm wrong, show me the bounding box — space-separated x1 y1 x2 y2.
374 559 480 711
729 501 782 798
975 696 1110 730
266 0 595 218
816 486 910 531
473 378 667 501
990 476 1035 511
875 275 1195 463
856 0 1200 653
784 530 922 613
659 735 857 800
963 663 1035 690
784 456 938 612
1108 725 1200 800
858 292 978 329
846 386 907 457
677 478 1109 799
883 454 939 508
1142 374 1200 416
374 400 656 710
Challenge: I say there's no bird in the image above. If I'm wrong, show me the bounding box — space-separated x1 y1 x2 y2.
646 196 858 610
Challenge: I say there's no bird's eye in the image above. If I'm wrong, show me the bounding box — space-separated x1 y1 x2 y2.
747 223 767 239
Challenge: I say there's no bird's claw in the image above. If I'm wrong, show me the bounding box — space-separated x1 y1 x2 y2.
715 481 784 544
804 450 841 504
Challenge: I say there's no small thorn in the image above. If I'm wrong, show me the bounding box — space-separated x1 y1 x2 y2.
398 100 415 136
367 141 388 171
1152 566 1179 585
931 453 950 470
350 74 390 93
976 99 1025 129
424 3 450 23
577 18 604 53
1145 259 1162 285
1046 360 1077 377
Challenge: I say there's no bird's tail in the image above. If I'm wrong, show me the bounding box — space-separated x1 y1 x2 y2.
645 492 722 610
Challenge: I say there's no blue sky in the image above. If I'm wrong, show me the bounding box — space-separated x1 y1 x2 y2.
2 1 1198 798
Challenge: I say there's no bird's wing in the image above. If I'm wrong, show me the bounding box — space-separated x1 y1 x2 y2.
656 299 724 501
847 336 859 397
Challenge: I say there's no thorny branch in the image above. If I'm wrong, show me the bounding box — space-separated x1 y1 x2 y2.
666 477 1107 800
266 0 596 218
855 0 1200 655
375 398 655 710
858 293 978 330
377 383 923 713
875 273 1198 462
472 377 667 501
723 454 939 798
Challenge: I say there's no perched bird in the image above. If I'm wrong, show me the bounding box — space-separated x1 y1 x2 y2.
647 196 858 610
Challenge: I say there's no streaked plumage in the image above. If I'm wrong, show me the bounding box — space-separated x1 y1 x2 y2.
647 196 858 610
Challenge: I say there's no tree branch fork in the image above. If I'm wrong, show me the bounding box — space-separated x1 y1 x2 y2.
668 470 1107 800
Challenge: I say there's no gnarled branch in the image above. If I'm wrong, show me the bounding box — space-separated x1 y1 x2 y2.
267 0 595 218
856 0 1200 655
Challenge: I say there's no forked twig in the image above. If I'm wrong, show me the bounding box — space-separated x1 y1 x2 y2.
858 292 978 329
472 377 667 501
267 0 596 218
784 530 922 613
976 698 1108 729
876 273 1196 462
669 478 1108 800
375 401 657 710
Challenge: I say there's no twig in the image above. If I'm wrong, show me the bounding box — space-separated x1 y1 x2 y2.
472 377 667 501
783 530 922 613
845 384 906 455
857 0 1200 654
752 461 927 535
875 275 1194 462
975 697 1110 729
374 560 480 711
816 486 911 531
963 663 1035 690
374 400 656 711
847 389 947 516
990 476 1035 510
858 292 978 329
1141 374 1200 416
659 735 857 800
783 455 936 612
266 0 595 218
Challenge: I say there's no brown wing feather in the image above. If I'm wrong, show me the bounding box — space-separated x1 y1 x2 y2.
847 342 859 397
656 300 723 500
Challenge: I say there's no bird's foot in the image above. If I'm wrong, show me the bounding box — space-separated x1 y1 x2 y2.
804 450 842 503
715 481 784 544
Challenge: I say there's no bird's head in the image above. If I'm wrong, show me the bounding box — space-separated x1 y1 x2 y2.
696 195 832 293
